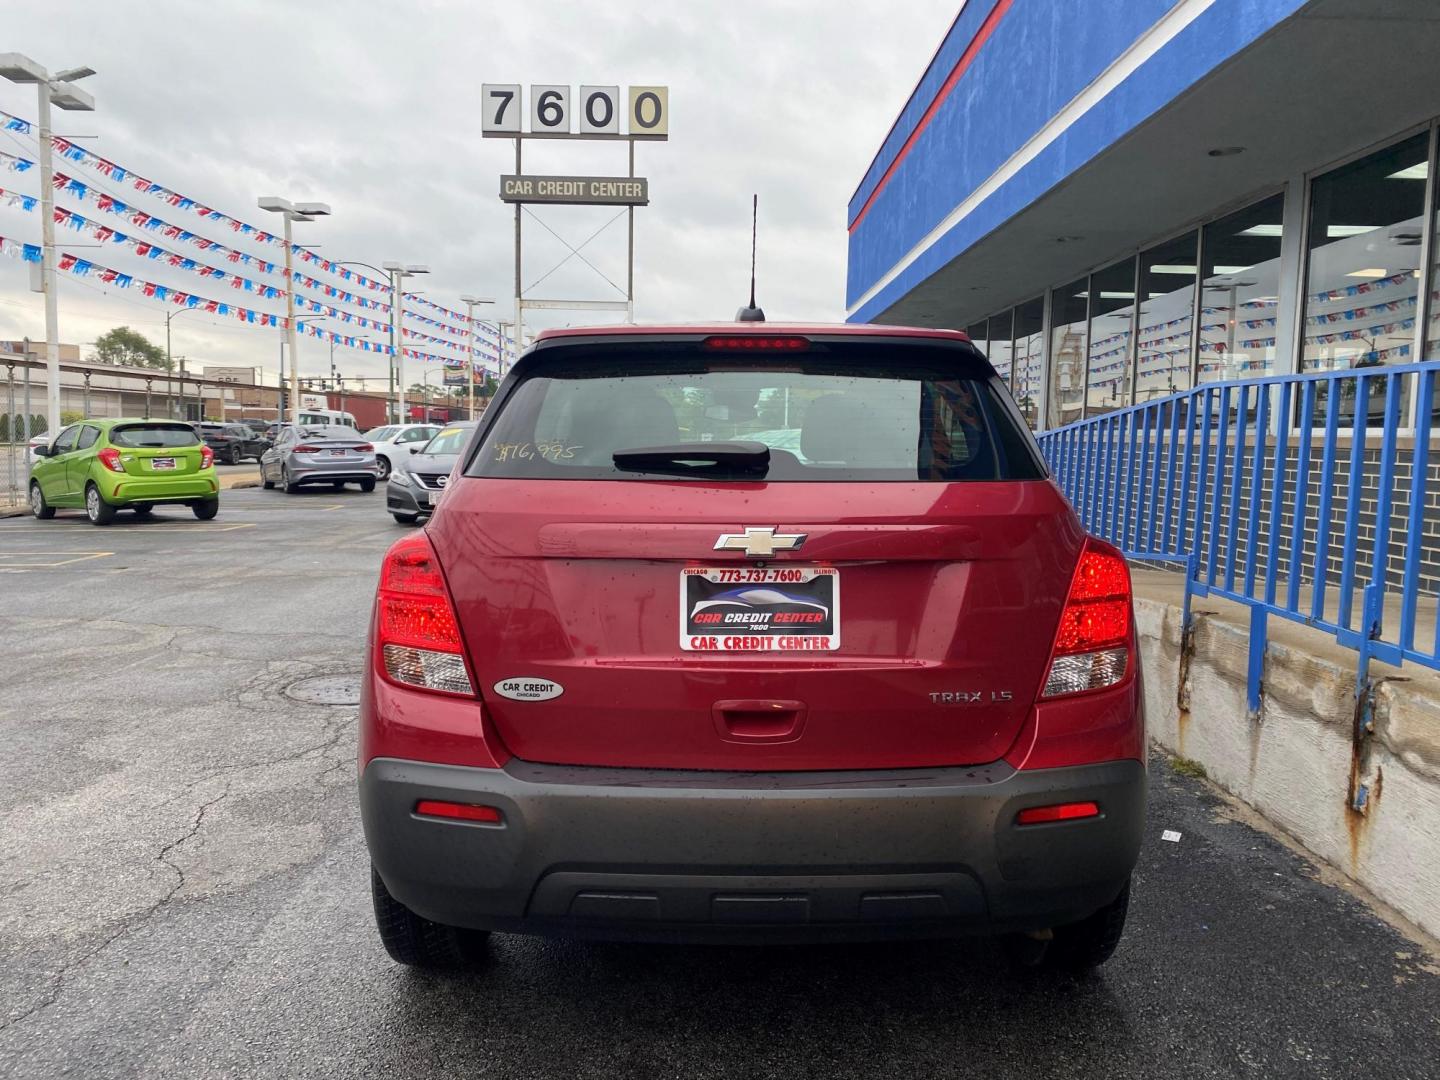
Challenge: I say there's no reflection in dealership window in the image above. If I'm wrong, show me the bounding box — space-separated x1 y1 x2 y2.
1013 297 1044 427
987 309 1015 388
1085 257 1137 416
1198 194 1286 384
1304 133 1427 382
1135 231 1199 402
1049 278 1088 426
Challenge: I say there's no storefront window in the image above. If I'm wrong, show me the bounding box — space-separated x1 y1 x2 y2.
1085 257 1137 416
1198 193 1287 383
1013 296 1044 427
986 310 1015 387
965 321 988 356
1049 278 1089 426
1304 133 1428 376
1136 231 1199 402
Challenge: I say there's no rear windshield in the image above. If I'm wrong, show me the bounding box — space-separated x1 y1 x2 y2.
467 342 1044 482
110 423 201 449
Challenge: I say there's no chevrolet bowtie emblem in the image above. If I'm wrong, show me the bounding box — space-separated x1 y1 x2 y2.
714 527 807 558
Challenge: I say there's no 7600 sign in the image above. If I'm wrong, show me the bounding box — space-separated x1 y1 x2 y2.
481 84 668 138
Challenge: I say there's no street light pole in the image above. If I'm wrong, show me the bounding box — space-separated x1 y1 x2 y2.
460 295 495 420
339 260 428 424
258 196 330 427
0 54 96 437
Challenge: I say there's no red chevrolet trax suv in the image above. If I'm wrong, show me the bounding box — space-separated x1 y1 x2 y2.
359 324 1145 970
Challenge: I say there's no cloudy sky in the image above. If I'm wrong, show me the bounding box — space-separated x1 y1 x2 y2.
0 0 954 388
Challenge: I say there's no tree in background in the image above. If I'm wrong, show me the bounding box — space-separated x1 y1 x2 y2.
92 326 168 370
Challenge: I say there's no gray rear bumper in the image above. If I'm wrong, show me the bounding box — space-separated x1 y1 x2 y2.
361 756 1146 943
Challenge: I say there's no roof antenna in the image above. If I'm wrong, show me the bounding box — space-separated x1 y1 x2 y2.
735 193 765 322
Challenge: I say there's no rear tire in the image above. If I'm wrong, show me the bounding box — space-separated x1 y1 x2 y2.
192 499 219 521
1004 881 1130 972
331 481 346 491
29 482 55 520
282 467 299 495
226 445 241 466
85 483 116 526
392 512 419 525
132 505 155 518
370 866 489 969
360 478 376 493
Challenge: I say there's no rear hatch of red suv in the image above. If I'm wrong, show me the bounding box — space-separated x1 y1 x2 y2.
426 330 1083 772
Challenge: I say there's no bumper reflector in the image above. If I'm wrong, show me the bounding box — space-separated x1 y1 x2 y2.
1016 801 1100 826
382 644 474 695
415 799 503 823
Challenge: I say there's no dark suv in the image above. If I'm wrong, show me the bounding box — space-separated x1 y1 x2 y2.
359 324 1145 970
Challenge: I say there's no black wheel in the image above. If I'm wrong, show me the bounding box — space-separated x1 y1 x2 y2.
331 481 346 490
192 499 220 521
282 467 300 494
132 505 155 518
360 478 376 493
1004 881 1130 972
371 865 489 969
376 456 392 481
226 445 241 466
262 477 275 489
29 482 55 520
392 512 420 525
85 483 117 526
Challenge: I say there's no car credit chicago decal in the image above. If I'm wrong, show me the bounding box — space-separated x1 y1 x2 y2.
680 566 840 652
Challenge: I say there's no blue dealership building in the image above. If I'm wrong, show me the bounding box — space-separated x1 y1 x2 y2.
847 0 1440 430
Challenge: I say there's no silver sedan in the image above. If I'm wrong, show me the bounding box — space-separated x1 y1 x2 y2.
260 426 379 493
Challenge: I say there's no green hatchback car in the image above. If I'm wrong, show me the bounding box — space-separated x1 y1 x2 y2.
29 418 219 525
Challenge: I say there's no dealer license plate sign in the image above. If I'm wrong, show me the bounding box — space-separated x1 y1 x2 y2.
680 567 839 652
151 457 176 470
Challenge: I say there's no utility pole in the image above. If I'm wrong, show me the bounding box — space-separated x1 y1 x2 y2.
258 196 330 426
0 54 96 437
340 261 428 424
460 295 496 420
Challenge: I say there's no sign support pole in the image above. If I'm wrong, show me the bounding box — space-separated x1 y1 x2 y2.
627 138 635 323
513 137 523 366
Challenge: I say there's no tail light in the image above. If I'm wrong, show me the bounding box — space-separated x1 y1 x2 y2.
356 443 373 452
703 335 810 351
97 447 126 473
375 533 474 696
1016 801 1100 825
1041 538 1133 698
199 445 215 469
294 444 322 453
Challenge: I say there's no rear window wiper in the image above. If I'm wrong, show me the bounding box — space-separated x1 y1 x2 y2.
612 440 770 476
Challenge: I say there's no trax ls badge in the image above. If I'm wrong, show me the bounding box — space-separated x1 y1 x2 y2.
714 527 807 558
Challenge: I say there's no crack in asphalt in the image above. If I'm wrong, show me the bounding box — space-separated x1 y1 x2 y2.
0 786 232 1033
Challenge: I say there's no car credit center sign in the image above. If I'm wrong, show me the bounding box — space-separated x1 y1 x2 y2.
499 175 648 205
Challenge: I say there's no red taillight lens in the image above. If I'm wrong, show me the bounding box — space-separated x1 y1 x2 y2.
294 444 322 453
1042 539 1133 698
199 445 214 469
356 443 373 452
376 533 473 696
1016 801 1100 825
702 335 810 351
414 800 502 823
97 447 126 473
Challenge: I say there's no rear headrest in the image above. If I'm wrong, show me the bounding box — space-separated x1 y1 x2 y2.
563 388 680 462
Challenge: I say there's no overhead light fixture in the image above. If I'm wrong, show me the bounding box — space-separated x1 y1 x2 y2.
1387 163 1428 181
1327 225 1378 238
1207 146 1246 157
1074 291 1136 299
1345 268 1389 279
1239 225 1284 238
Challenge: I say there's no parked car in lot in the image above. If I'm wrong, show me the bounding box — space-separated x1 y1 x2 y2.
29 418 218 525
195 422 268 465
26 432 49 466
385 422 475 524
260 425 378 493
366 423 441 480
359 323 1145 971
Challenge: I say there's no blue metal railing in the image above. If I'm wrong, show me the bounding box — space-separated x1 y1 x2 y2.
1037 361 1440 754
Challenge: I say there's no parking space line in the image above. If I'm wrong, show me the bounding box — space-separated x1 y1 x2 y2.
0 550 113 569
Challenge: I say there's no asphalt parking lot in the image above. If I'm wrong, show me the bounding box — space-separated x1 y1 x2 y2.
1 489 1437 1079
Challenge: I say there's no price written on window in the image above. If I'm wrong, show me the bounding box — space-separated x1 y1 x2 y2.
481 85 668 138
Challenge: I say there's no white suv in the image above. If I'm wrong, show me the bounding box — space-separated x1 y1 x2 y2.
366 424 441 480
